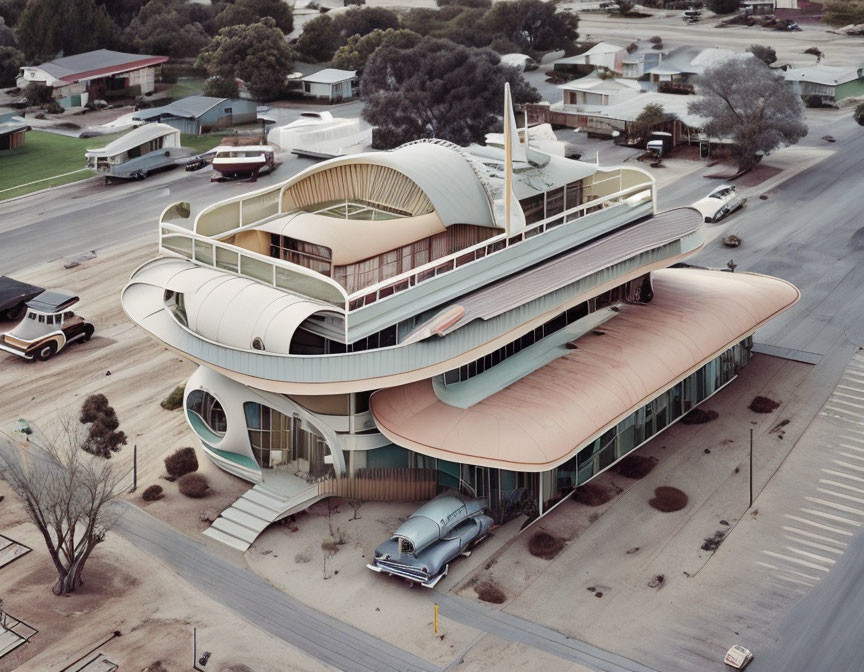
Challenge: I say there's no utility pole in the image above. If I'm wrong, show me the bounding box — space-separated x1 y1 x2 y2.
131 444 137 493
749 428 754 509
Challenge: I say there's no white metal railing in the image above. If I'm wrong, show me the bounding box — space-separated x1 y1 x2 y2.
158 223 349 309
344 180 654 310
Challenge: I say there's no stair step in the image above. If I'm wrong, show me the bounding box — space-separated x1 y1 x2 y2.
221 507 271 531
232 497 282 521
244 488 291 511
211 517 261 544
203 526 251 552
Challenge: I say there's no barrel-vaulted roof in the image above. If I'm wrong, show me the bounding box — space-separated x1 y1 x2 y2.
371 268 800 472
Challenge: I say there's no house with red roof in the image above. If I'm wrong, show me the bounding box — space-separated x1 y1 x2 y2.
16 49 168 108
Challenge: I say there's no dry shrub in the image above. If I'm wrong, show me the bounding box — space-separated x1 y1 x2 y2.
474 580 507 604
681 408 719 425
613 455 657 479
573 482 614 507
178 472 209 498
143 663 169 672
749 396 780 413
702 530 726 552
165 446 198 481
160 384 185 410
528 531 565 560
141 485 164 502
649 486 688 512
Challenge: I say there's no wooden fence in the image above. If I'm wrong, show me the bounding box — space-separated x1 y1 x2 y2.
319 468 437 502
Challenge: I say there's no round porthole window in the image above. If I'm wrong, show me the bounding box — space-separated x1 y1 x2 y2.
252 337 265 351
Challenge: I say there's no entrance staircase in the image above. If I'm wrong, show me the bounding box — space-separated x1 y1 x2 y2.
203 480 327 551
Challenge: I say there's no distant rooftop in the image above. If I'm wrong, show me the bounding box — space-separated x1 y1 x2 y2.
784 65 864 86
301 68 356 84
133 96 233 121
28 49 168 83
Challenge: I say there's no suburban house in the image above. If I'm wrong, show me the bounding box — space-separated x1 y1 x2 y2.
121 88 798 551
0 108 28 150
645 46 741 92
559 76 642 112
16 49 168 107
620 46 664 79
132 96 257 135
784 65 864 106
554 42 626 76
300 69 357 103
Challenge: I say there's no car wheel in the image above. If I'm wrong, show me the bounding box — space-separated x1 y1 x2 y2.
36 342 57 361
83 324 95 342
2 304 25 321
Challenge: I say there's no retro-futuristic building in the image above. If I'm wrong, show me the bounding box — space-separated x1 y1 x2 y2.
122 89 799 550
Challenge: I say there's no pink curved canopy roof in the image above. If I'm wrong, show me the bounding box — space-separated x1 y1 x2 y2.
371 268 800 471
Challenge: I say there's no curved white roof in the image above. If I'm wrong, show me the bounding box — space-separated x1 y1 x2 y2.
126 258 341 354
284 142 497 229
85 123 180 158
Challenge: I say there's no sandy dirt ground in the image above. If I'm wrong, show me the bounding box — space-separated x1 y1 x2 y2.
0 481 330 672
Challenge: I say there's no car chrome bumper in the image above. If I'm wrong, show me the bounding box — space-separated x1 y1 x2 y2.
366 562 447 588
0 341 33 359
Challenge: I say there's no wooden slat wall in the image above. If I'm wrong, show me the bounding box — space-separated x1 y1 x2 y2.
282 164 435 216
320 468 437 501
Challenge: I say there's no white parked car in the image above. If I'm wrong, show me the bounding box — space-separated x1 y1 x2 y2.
724 645 754 669
693 184 745 223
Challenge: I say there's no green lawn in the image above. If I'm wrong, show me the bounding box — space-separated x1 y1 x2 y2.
0 129 222 201
166 77 205 100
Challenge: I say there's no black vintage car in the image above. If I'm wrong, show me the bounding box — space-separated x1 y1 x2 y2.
0 276 44 321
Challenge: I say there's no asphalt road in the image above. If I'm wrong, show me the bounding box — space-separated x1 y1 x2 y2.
113 501 659 672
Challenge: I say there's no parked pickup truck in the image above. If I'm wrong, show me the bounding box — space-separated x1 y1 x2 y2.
0 276 44 321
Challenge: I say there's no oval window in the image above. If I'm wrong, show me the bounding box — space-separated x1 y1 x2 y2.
252 337 265 351
186 389 227 436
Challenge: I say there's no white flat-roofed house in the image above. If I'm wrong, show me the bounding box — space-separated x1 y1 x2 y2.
17 49 168 108
122 87 798 551
784 65 864 106
300 69 357 103
559 76 642 112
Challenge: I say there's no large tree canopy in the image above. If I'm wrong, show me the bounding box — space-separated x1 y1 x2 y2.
331 6 399 42
0 45 23 86
332 28 421 72
215 0 293 34
689 57 807 171
483 0 579 54
196 17 295 101
16 0 118 61
123 0 215 57
295 14 339 63
361 37 540 149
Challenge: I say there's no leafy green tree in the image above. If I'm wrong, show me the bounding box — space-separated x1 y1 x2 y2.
613 0 635 15
216 0 293 33
705 0 739 14
635 102 673 126
0 19 17 47
16 0 119 61
332 28 420 72
0 45 23 86
197 17 295 101
747 44 777 65
483 0 578 54
95 0 147 29
203 75 240 98
689 58 807 171
361 37 540 148
295 14 339 62
0 0 28 28
123 0 215 57
331 6 398 42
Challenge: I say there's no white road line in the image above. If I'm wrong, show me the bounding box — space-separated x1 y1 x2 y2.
805 497 864 517
817 487 864 505
781 525 848 546
830 398 864 411
834 391 864 403
822 468 864 484
823 408 864 423
783 537 845 555
837 444 864 453
838 434 864 444
799 508 862 527
784 514 855 536
835 452 864 463
784 547 836 564
831 459 864 473
762 551 831 572
818 479 864 495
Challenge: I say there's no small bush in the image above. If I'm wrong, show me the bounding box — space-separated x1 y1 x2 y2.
649 486 688 512
160 384 185 410
701 529 726 552
474 580 507 604
749 396 780 414
681 408 719 425
142 485 164 502
528 531 565 560
613 455 658 479
165 446 199 480
649 35 662 43
45 100 64 114
178 472 209 498
573 482 614 507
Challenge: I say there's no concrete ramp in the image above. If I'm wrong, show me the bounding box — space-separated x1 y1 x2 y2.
203 481 327 551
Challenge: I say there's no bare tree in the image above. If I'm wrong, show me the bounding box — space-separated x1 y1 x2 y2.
0 419 122 595
689 58 807 172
